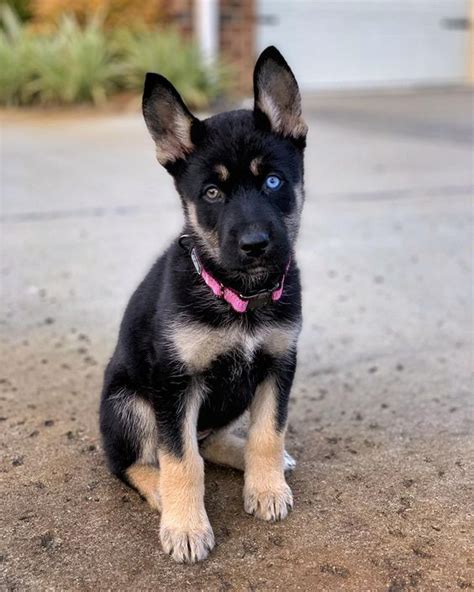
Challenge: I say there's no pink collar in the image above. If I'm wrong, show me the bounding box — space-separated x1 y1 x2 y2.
189 246 288 313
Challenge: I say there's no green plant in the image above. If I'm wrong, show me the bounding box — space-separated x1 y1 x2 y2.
29 15 122 105
0 5 37 104
5 0 32 22
0 7 230 108
115 28 228 109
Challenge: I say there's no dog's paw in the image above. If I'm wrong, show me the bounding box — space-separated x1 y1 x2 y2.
283 450 296 472
244 483 293 521
160 522 215 563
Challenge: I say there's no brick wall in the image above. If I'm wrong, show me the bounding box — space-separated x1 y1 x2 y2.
165 0 256 94
219 0 256 94
163 0 194 37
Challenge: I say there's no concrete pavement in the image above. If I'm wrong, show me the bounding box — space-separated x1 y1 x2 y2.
1 89 473 591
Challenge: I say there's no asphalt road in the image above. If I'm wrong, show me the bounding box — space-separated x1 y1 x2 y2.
1 88 473 591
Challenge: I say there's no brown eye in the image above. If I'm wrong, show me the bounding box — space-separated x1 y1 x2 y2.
204 186 221 201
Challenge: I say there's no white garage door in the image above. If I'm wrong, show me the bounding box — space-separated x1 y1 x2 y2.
257 0 469 90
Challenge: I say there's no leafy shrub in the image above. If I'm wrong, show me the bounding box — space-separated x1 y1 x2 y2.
115 28 228 109
29 16 122 104
0 5 38 104
5 0 33 22
0 7 121 105
0 6 229 108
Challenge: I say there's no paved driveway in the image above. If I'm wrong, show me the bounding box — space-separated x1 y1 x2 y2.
1 89 473 591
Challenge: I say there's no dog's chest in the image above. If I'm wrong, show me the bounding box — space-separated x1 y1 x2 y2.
197 346 266 431
168 320 297 372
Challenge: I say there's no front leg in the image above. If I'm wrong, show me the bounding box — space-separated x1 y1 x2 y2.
244 355 296 521
158 383 214 563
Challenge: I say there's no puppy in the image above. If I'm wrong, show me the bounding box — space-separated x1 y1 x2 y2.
100 46 307 563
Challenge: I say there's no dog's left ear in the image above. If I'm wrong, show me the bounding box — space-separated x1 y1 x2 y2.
253 46 307 145
142 73 201 167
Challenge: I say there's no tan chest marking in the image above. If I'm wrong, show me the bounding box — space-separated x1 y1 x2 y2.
169 321 299 372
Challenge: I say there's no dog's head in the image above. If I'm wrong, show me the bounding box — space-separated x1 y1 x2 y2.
143 46 307 279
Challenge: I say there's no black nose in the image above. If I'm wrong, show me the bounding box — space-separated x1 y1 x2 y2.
239 231 270 257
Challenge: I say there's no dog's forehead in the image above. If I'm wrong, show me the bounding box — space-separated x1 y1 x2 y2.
196 110 296 180
203 112 263 160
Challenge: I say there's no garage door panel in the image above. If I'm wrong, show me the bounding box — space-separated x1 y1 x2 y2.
257 0 469 89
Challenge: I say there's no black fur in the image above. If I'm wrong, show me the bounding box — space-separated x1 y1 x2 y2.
100 46 306 483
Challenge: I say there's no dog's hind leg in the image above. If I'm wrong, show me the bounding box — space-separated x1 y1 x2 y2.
201 427 296 472
119 395 161 511
200 428 246 470
101 385 161 510
126 464 162 511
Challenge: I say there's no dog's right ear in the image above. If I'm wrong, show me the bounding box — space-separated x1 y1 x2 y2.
142 73 201 168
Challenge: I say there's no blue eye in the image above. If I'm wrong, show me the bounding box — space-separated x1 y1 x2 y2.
264 175 282 191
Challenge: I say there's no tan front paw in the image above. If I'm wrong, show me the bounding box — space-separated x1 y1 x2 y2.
243 482 293 521
160 519 215 563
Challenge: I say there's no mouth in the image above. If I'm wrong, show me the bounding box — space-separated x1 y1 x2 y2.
218 243 290 280
232 258 286 281
242 258 269 271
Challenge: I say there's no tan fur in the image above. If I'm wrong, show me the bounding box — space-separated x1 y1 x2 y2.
201 428 297 473
294 181 304 212
158 383 215 563
285 181 305 243
111 390 158 465
264 323 300 358
258 90 308 139
250 156 263 176
257 66 308 140
186 202 220 260
169 319 299 372
214 163 229 181
152 109 194 165
126 464 162 511
243 376 293 521
201 429 247 470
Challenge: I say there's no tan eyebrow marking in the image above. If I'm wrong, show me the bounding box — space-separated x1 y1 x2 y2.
250 157 263 176
214 164 229 181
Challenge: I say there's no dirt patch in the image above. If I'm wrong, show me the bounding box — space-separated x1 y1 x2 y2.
1 329 472 591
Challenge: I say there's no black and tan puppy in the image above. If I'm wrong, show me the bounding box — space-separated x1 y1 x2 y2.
100 46 307 563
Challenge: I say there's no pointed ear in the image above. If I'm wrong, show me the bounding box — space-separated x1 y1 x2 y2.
142 73 200 166
253 46 307 144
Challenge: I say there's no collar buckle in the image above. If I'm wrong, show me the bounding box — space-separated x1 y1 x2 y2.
190 248 202 274
244 292 273 310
